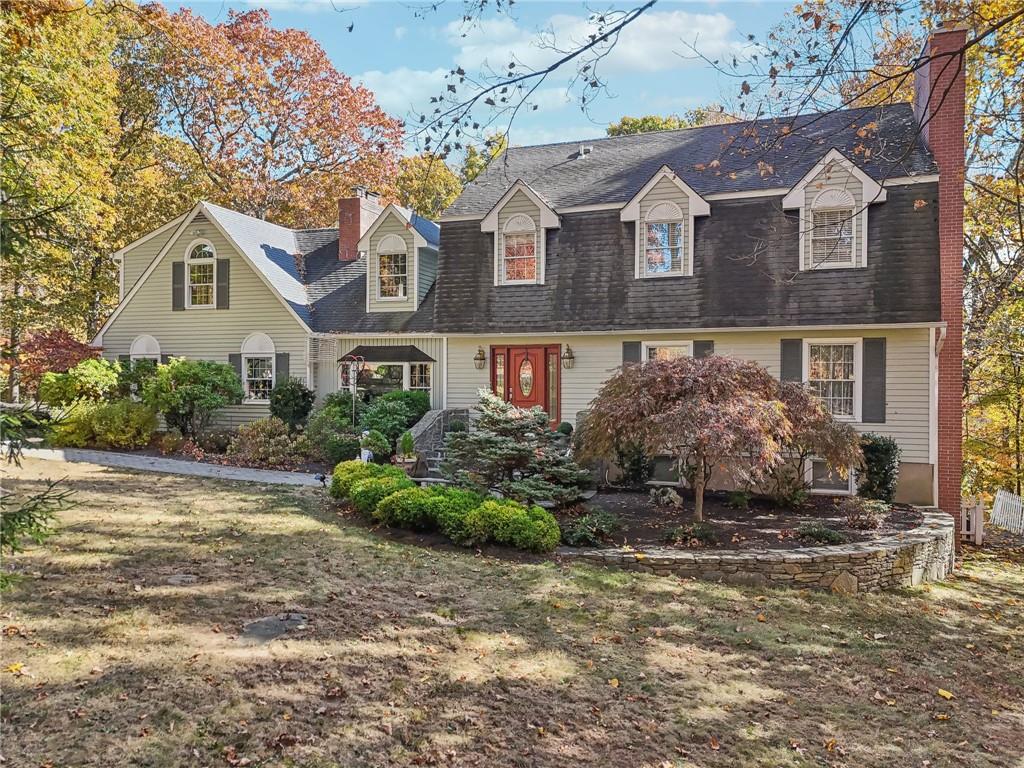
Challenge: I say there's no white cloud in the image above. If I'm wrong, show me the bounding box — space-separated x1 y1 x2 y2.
357 67 447 116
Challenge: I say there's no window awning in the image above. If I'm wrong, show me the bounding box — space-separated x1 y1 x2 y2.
340 345 435 363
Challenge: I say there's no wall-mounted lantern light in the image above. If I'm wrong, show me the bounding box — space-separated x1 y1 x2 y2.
473 347 486 370
561 345 575 369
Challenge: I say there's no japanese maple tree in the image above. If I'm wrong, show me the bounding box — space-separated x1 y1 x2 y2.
580 356 790 521
153 8 403 227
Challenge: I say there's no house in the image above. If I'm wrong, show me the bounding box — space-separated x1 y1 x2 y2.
92 26 965 520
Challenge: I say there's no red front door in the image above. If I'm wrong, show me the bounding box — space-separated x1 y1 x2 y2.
491 344 561 425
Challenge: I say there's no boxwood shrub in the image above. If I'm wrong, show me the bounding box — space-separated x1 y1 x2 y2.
462 499 561 552
349 475 415 516
329 460 405 499
427 486 483 543
373 486 436 529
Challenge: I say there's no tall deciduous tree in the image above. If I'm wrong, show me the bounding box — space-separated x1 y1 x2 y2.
154 7 403 227
460 134 507 184
395 154 462 220
606 105 738 136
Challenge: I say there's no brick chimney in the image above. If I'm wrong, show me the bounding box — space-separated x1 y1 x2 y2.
914 23 967 544
338 186 384 262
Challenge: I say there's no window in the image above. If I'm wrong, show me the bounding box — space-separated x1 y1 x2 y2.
340 362 431 398
501 214 537 283
241 332 275 402
643 202 684 277
186 241 215 308
808 459 855 495
410 363 431 392
643 342 692 362
493 350 506 398
129 334 160 362
809 189 856 268
377 234 408 299
805 339 861 420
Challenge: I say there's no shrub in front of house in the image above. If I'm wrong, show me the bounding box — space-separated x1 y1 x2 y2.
377 390 431 423
321 391 366 425
796 522 847 545
840 496 890 530
306 405 361 465
858 433 901 502
226 417 314 469
359 398 414 448
426 486 484 543
664 521 718 547
359 429 390 462
269 377 315 430
115 359 158 400
50 399 157 450
142 359 243 439
198 428 235 454
328 460 406 500
561 509 620 547
349 474 415 516
38 358 120 406
373 486 436 529
461 499 561 552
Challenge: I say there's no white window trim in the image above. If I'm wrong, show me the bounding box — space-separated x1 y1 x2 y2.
481 180 556 288
129 334 161 362
497 214 541 286
808 204 857 270
376 234 410 302
240 332 276 403
805 459 856 496
640 202 687 279
802 337 863 422
641 341 693 361
185 238 217 310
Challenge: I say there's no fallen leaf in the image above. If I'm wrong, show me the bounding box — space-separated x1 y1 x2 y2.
937 689 955 700
608 678 619 688
709 735 720 751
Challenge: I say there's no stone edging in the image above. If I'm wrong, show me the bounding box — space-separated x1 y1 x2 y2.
556 509 955 594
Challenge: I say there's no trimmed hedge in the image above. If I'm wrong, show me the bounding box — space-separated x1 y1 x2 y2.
462 499 561 552
374 486 436 529
349 475 415 516
427 486 483 543
328 460 405 499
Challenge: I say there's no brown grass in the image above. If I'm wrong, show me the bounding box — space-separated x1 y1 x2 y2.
2 457 1022 768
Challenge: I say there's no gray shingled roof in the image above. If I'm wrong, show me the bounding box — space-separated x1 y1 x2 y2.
446 103 936 217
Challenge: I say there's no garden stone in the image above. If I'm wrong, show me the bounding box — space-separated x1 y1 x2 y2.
830 571 859 595
241 612 309 643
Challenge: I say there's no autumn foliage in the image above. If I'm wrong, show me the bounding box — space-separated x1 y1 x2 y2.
13 329 98 397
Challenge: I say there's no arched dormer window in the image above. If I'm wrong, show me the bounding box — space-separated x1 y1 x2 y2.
643 201 684 277
186 239 216 308
241 332 275 401
810 188 856 268
501 214 537 284
129 334 160 362
377 233 408 299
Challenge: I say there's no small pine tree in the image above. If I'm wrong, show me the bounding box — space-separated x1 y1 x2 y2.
441 390 590 505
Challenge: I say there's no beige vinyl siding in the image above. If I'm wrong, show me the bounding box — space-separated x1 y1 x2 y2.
368 211 416 313
445 327 931 463
495 190 542 284
120 221 181 295
100 213 309 427
328 336 445 409
639 176 692 276
418 247 438 304
801 161 865 270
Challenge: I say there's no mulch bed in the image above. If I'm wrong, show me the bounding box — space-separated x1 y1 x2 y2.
558 488 923 550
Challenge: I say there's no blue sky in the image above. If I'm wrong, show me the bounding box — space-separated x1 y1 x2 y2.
166 1 795 149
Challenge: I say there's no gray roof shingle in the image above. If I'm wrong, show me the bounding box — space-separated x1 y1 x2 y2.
445 103 936 217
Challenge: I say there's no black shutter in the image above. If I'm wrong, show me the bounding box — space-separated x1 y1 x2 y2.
216 259 230 309
172 261 185 311
693 340 714 358
622 341 641 365
862 338 887 423
780 339 803 381
275 352 290 383
229 353 242 381
118 354 130 363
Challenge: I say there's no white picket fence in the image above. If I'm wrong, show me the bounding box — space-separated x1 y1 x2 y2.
991 489 1024 535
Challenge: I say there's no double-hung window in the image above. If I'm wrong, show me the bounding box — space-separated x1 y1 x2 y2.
501 214 537 283
409 363 431 392
643 202 684 277
809 189 856 269
241 332 275 402
377 234 408 299
805 339 861 420
187 242 215 308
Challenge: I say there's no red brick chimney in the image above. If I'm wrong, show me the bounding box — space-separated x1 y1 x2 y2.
914 22 967 544
338 186 384 262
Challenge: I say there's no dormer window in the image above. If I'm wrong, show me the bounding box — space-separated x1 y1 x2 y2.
643 202 684 277
501 214 537 284
186 240 215 308
810 189 856 268
377 233 408 299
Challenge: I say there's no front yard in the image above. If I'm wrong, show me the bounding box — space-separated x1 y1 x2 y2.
3 458 1023 768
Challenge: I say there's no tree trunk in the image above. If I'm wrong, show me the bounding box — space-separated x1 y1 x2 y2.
693 451 705 522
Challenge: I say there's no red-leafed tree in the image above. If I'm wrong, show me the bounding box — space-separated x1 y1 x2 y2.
152 8 403 227
14 329 98 398
580 355 791 521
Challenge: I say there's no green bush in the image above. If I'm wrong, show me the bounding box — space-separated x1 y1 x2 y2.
269 377 315 429
226 417 314 469
115 359 158 400
447 420 467 433
726 490 752 510
373 486 436 528
306 406 361 465
157 431 185 455
359 429 390 460
556 421 574 436
427 486 483 542
665 521 718 547
321 390 366 425
377 390 431 423
397 430 415 458
143 359 243 439
614 440 654 489
858 434 901 502
462 499 561 552
349 475 414 516
561 509 620 546
796 522 847 545
359 398 414 446
329 460 405 499
840 496 890 530
50 400 157 449
198 429 235 454
38 358 120 406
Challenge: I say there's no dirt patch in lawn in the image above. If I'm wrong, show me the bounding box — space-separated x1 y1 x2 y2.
560 489 923 550
3 458 1022 768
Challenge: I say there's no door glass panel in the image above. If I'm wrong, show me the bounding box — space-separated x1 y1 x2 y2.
494 352 505 398
518 358 534 397
546 351 558 421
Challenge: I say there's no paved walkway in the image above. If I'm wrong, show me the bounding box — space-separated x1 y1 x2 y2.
20 447 322 487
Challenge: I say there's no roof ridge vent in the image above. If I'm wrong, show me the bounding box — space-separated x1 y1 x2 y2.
577 144 593 159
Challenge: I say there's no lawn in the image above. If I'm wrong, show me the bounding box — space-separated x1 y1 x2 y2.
3 458 1023 768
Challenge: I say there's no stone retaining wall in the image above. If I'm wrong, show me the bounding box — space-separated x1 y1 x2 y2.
557 509 955 594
